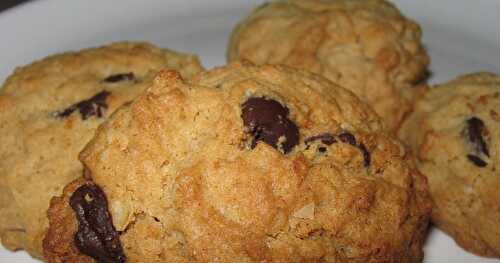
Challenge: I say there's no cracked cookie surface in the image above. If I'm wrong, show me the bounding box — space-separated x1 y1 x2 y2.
400 72 500 258
228 0 429 130
45 62 430 262
0 42 203 259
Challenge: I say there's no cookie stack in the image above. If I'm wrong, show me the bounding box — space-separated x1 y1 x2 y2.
0 0 498 262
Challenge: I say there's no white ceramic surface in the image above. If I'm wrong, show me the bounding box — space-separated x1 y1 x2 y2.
0 0 499 262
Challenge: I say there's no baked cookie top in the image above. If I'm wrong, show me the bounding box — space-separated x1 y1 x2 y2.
400 72 500 257
44 62 430 263
228 0 429 130
0 42 203 258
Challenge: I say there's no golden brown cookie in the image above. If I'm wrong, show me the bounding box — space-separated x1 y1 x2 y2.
228 0 429 130
0 42 203 259
400 72 500 258
44 62 431 262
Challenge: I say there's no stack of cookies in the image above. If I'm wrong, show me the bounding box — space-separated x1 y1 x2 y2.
0 0 498 262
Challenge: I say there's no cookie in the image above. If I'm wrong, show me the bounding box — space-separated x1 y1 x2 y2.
0 42 203 259
228 0 429 130
44 62 431 262
399 72 500 257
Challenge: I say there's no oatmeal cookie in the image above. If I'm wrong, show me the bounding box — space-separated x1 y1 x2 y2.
44 62 430 262
0 42 203 259
228 0 429 130
400 72 500 257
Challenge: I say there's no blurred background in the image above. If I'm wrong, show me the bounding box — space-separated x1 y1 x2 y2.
0 0 31 12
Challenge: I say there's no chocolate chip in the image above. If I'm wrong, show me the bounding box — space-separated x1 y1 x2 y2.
338 133 370 167
241 97 299 154
70 183 126 263
103 73 135 83
466 117 490 157
464 117 489 168
304 133 337 146
338 132 357 146
305 132 371 167
56 91 110 120
358 143 371 167
467 154 488 168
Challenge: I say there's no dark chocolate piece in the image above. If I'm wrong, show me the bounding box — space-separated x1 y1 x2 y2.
241 97 299 154
467 154 488 168
338 132 357 146
56 91 110 120
70 183 126 263
466 117 490 157
305 132 371 166
358 143 371 167
304 133 337 146
103 73 135 83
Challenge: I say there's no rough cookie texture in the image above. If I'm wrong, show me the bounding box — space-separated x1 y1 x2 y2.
400 72 500 258
0 42 203 259
228 0 429 130
44 62 430 262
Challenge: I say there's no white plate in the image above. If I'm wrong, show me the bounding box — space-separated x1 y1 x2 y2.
0 0 499 262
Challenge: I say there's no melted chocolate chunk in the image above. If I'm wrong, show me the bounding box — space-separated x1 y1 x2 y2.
466 117 490 157
304 133 337 146
241 97 299 154
70 183 126 263
103 73 135 83
56 91 110 120
467 154 488 168
338 132 357 146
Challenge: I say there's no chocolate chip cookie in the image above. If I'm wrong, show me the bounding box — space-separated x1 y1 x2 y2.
228 0 429 130
400 72 500 258
0 42 203 259
44 62 431 262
